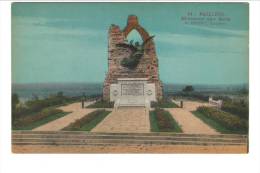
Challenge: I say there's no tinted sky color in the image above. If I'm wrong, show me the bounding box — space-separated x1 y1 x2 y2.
12 3 249 85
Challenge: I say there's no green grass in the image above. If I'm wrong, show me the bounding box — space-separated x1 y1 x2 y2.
149 111 160 132
63 109 111 131
192 110 247 134
149 109 182 132
87 100 114 108
13 112 69 130
222 101 249 120
151 99 179 108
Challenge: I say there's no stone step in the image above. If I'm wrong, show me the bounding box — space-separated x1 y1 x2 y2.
12 137 246 144
12 139 246 146
12 134 247 143
12 131 248 146
13 135 247 143
12 130 248 139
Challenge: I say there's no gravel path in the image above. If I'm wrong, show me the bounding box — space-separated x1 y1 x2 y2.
91 107 150 133
33 102 95 131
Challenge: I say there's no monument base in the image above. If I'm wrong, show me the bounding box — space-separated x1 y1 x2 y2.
110 78 156 109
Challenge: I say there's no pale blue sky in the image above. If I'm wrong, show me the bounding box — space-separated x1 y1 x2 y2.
12 3 249 85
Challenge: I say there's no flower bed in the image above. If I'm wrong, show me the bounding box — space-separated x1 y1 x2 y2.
13 108 68 130
222 101 249 120
150 108 182 132
196 106 248 133
63 109 111 131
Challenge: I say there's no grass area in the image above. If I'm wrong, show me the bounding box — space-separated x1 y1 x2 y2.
193 107 248 134
222 100 249 120
63 109 111 131
192 111 234 134
86 100 114 108
149 111 160 132
151 98 179 108
149 108 182 132
13 110 69 130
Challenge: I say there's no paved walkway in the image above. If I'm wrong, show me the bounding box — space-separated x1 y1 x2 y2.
166 100 219 134
172 99 214 111
33 102 96 131
32 100 218 134
91 107 150 133
182 101 214 111
167 108 218 134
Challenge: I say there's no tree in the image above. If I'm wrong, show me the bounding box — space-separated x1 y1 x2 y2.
57 91 64 97
12 93 20 125
12 93 19 111
32 94 39 101
182 85 194 92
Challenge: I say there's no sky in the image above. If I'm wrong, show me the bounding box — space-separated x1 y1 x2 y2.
12 3 249 85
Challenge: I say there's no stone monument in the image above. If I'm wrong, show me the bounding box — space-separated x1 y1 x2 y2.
103 15 163 108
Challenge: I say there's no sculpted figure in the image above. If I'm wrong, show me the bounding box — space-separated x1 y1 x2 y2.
116 36 155 69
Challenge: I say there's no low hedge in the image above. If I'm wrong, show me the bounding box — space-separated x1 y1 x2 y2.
150 108 182 132
12 94 82 120
87 100 114 108
13 108 65 130
63 109 110 131
197 106 248 132
151 97 179 108
222 101 249 120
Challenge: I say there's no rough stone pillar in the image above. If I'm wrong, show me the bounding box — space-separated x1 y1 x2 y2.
103 15 163 101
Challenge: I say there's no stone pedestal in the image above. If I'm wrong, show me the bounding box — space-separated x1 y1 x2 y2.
110 78 156 108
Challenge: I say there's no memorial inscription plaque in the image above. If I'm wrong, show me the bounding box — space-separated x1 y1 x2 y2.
121 83 144 96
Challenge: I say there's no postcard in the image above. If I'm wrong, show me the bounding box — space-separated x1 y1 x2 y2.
12 2 249 153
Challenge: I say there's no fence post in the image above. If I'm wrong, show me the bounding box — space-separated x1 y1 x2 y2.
81 99 84 108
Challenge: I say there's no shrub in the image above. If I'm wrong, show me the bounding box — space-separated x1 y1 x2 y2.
13 108 62 128
87 100 114 108
222 101 249 120
197 106 248 132
172 92 209 102
151 97 178 108
12 93 19 111
182 85 194 92
12 92 82 121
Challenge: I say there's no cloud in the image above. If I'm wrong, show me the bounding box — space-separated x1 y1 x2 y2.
155 31 248 54
12 16 104 40
185 25 248 37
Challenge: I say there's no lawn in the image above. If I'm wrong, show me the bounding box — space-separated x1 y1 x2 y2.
86 100 114 108
13 110 69 130
222 100 249 120
192 107 248 134
192 111 233 134
151 98 179 108
63 109 111 131
149 108 182 132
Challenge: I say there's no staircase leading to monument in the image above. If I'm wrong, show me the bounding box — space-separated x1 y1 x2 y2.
12 130 248 146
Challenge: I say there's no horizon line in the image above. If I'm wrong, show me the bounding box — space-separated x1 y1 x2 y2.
12 81 249 86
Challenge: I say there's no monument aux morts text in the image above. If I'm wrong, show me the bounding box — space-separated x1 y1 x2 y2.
103 15 163 108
